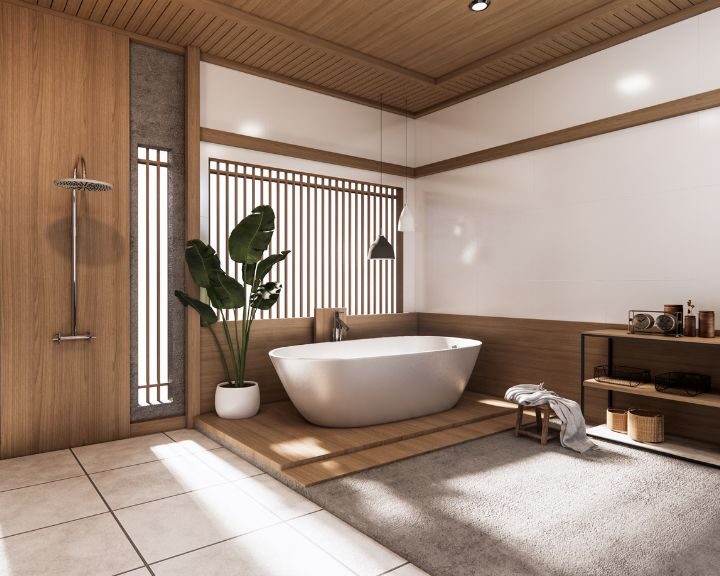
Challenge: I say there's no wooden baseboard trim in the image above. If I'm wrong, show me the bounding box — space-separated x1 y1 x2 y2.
129 415 187 437
415 88 720 178
200 127 415 178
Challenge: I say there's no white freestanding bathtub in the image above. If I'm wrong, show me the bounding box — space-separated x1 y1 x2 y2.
269 335 482 427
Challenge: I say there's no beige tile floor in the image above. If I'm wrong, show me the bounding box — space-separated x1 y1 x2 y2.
0 429 430 576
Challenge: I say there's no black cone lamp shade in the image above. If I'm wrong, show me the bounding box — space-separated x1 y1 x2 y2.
368 234 395 260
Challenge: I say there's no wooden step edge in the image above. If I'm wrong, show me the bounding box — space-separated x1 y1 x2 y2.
279 405 517 471
284 412 529 487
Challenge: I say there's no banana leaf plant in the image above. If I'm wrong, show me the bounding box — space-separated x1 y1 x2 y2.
175 205 289 388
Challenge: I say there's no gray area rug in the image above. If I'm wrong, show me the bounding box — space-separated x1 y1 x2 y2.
306 431 720 576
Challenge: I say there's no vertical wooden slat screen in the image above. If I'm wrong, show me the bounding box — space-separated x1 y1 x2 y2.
208 158 401 318
137 146 171 406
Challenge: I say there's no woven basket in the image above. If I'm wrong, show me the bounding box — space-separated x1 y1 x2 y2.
627 409 664 443
606 409 628 433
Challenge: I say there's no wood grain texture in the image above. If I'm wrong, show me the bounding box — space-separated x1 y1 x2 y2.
418 313 616 402
415 88 720 177
185 45 201 429
0 2 130 457
313 308 346 343
200 318 314 413
129 415 186 437
198 313 419 415
195 391 517 472
14 0 717 115
4 0 184 54
284 412 523 486
419 314 720 446
200 127 415 178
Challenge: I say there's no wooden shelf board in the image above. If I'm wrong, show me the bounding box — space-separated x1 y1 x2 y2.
583 329 720 345
588 425 720 467
583 379 720 409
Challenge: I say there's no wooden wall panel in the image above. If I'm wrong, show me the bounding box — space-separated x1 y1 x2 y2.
418 314 613 402
200 318 314 413
198 313 419 415
185 45 202 428
0 3 130 458
419 314 720 445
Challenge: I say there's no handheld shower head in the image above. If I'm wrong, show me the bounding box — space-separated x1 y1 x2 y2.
54 156 113 192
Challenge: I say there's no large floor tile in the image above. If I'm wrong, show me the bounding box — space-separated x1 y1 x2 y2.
387 564 432 576
0 476 107 538
115 483 278 563
151 523 355 576
289 510 405 576
164 429 220 452
91 453 226 509
0 450 83 492
119 569 151 575
193 447 262 481
235 474 320 520
73 433 188 473
0 513 141 576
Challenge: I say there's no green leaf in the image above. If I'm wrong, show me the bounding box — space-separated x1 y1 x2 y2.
254 251 290 284
207 270 245 309
228 206 275 265
175 290 218 327
250 282 282 310
184 240 221 288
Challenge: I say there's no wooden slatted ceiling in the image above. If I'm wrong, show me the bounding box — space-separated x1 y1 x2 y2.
17 0 719 116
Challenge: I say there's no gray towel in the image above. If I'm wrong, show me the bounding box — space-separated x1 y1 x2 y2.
504 383 596 453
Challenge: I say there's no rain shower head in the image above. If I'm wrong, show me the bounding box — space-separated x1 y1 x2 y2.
53 156 113 192
54 178 112 191
52 155 112 343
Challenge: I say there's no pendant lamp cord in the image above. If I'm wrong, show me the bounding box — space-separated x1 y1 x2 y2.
404 98 408 207
380 94 383 234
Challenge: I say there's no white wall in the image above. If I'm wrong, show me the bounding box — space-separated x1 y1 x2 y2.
201 63 417 312
416 8 720 165
201 63 415 166
415 8 720 323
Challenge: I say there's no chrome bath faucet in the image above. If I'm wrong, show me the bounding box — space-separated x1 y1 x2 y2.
333 311 350 342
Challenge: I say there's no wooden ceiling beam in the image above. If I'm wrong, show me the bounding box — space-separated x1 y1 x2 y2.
417 0 720 116
175 0 437 86
436 0 717 85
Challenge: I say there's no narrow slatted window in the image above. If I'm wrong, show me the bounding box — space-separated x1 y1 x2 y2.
207 159 402 318
137 146 171 405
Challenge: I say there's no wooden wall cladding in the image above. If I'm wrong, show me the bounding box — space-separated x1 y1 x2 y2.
419 314 720 445
200 318 314 413
418 314 613 402
198 313 419 414
0 3 130 458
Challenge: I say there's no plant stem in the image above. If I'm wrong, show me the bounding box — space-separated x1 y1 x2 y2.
219 307 241 387
208 324 232 385
239 282 248 384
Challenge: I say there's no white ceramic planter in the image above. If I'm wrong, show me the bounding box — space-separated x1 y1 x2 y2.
215 381 260 419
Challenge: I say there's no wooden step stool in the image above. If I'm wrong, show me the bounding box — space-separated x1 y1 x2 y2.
514 403 559 445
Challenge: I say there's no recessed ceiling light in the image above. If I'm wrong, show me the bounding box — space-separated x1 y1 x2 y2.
469 0 491 11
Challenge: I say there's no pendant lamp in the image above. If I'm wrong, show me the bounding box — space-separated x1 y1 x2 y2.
368 94 396 260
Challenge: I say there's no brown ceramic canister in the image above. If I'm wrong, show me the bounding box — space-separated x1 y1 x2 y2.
683 315 697 337
699 311 716 338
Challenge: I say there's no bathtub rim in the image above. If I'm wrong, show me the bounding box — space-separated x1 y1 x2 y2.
268 335 482 362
